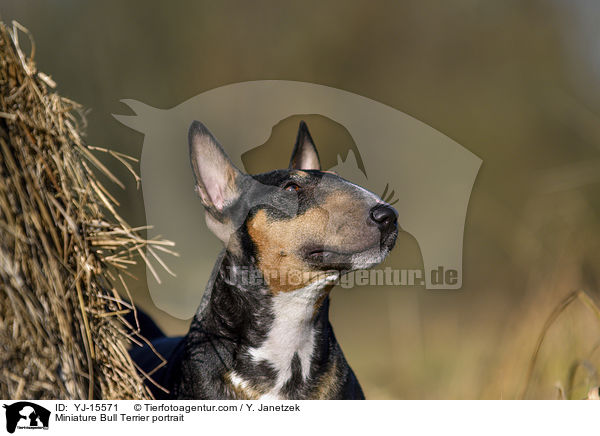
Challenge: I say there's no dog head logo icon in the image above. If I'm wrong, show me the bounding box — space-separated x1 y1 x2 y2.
114 81 481 318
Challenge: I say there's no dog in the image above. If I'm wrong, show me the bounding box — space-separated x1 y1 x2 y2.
129 120 398 399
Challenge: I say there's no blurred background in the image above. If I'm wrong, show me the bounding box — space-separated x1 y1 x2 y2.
2 0 600 399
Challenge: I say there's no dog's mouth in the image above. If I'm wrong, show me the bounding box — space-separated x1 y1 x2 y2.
305 247 373 268
302 233 396 271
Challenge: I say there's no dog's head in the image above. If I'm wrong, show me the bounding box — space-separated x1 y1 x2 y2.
189 120 398 293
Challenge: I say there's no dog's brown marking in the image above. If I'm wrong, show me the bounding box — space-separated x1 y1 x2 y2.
247 209 322 294
247 203 337 294
223 371 263 400
292 170 309 178
310 361 341 399
247 190 367 294
313 284 334 319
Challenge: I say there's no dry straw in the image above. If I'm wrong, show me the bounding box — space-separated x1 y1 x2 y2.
520 289 600 400
0 20 173 399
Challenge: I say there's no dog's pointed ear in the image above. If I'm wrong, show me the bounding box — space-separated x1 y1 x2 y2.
289 121 321 170
189 121 244 213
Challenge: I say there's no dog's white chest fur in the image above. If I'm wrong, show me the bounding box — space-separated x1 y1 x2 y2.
230 277 336 399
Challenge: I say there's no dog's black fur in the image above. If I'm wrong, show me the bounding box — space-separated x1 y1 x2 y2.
130 121 398 399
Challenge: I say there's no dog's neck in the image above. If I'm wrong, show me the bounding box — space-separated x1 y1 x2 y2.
186 250 339 399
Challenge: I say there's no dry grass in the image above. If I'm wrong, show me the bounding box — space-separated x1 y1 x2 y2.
520 289 600 399
0 20 173 399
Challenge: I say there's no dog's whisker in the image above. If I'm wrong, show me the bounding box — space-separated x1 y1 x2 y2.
381 183 389 200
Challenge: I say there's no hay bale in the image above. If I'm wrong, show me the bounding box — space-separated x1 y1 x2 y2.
0 21 172 399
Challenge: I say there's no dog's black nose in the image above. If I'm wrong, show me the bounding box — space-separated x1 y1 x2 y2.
369 204 398 230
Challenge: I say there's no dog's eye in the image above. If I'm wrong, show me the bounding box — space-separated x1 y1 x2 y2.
284 182 301 192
